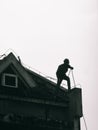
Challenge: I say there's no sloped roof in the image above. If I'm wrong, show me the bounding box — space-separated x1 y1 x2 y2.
25 67 68 98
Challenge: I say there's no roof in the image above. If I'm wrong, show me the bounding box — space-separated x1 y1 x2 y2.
0 52 68 101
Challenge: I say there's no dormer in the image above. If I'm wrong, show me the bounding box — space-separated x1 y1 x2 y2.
0 53 36 97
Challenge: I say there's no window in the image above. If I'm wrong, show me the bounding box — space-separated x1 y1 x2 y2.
2 73 18 88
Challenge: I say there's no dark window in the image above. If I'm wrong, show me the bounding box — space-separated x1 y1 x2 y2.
2 73 18 88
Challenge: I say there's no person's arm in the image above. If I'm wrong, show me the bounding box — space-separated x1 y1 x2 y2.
68 65 74 70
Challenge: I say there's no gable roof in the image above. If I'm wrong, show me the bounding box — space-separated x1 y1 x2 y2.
0 53 36 88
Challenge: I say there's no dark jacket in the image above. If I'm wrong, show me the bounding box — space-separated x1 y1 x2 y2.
56 63 73 77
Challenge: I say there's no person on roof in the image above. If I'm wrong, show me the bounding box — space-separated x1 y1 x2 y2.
56 59 73 90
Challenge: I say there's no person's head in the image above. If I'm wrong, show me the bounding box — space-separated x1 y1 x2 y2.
64 58 69 64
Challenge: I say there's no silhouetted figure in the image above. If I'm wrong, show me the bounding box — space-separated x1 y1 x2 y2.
56 59 73 91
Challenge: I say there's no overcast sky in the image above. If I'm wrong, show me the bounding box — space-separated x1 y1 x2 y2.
0 0 98 129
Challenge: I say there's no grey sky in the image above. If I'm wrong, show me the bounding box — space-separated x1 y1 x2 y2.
0 0 98 129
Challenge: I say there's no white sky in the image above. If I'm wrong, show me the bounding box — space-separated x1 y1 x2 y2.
0 0 98 129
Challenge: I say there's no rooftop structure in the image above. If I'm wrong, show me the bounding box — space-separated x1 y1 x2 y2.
0 52 83 130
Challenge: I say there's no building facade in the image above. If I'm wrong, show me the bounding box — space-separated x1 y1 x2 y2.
0 53 83 130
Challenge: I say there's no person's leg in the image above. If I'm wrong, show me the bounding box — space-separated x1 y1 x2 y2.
55 77 62 98
57 78 62 87
63 75 71 90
